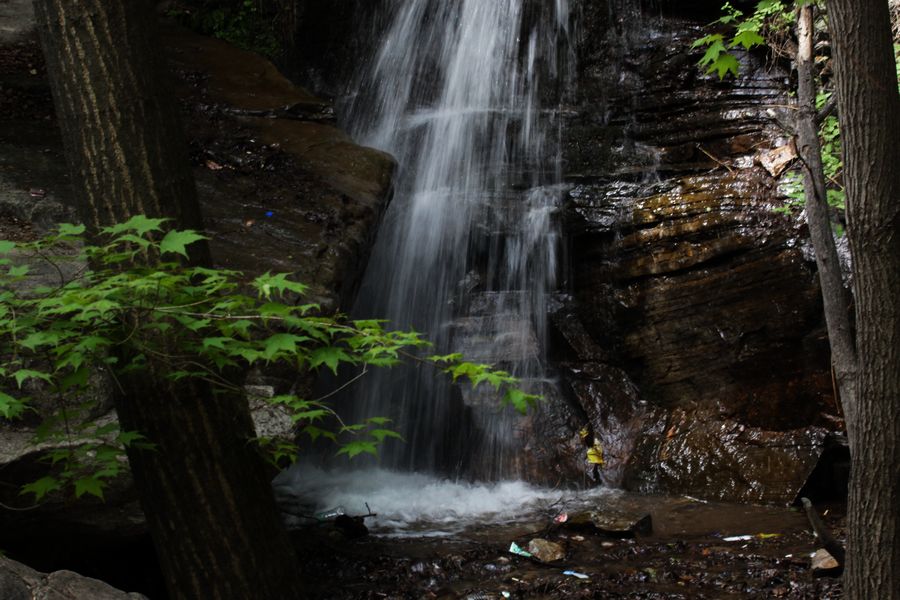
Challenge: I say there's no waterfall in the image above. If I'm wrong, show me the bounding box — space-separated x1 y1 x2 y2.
341 0 573 480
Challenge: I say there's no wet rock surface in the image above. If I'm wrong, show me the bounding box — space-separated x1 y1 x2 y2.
291 495 843 599
547 4 841 502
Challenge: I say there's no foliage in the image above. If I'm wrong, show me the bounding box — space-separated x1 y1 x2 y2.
693 2 847 232
0 218 539 501
776 90 844 223
691 1 798 79
168 0 280 58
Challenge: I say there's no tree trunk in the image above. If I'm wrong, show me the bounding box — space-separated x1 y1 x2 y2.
32 1 306 598
794 4 858 429
825 0 900 598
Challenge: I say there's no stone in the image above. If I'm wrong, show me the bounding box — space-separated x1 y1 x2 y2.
811 549 840 575
757 142 798 177
0 557 147 599
566 511 653 537
526 539 565 563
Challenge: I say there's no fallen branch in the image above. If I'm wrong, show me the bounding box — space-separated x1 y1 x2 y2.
202 102 337 123
815 94 838 126
800 497 845 566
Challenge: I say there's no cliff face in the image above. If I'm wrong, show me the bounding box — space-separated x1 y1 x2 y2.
551 2 841 502
276 0 843 502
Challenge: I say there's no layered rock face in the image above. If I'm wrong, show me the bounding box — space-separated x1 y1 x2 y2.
275 0 843 502
553 2 841 502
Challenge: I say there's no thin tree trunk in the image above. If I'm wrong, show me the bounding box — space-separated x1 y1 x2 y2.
794 4 858 430
32 1 305 597
825 0 900 598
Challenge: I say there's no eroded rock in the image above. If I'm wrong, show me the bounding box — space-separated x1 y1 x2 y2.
0 557 147 600
527 538 565 563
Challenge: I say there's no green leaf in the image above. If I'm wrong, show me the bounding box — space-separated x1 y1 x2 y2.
731 29 765 50
428 353 464 364
698 39 728 67
202 337 232 350
13 369 51 387
57 223 86 237
709 53 740 79
290 409 329 423
74 476 105 500
117 431 146 447
20 476 61 500
20 331 60 351
336 441 379 459
691 33 724 49
503 388 541 415
59 366 90 392
0 391 26 419
74 336 111 353
262 333 307 360
7 265 29 278
369 429 403 443
309 346 353 374
303 425 337 443
253 272 308 299
0 240 16 254
159 229 207 258
103 215 168 236
93 422 120 436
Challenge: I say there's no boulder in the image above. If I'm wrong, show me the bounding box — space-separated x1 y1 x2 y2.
0 556 147 600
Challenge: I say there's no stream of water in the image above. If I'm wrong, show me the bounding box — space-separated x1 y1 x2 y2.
286 0 577 527
344 0 573 478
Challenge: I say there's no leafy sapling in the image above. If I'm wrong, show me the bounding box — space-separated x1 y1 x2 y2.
0 217 540 500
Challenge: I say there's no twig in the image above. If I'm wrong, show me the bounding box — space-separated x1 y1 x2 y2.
313 365 368 404
0 499 45 511
205 101 336 123
697 145 735 174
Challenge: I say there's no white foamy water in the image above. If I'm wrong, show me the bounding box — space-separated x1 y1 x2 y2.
275 466 616 537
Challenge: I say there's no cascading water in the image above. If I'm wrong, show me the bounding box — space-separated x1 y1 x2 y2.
337 0 574 480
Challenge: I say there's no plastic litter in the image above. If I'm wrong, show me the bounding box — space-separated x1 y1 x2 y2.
554 512 568 524
722 533 781 542
314 505 346 521
563 570 590 580
265 211 274 217
508 542 533 558
586 443 604 466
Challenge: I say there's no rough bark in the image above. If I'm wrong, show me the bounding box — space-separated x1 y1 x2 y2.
32 1 305 598
825 0 900 598
794 5 858 429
